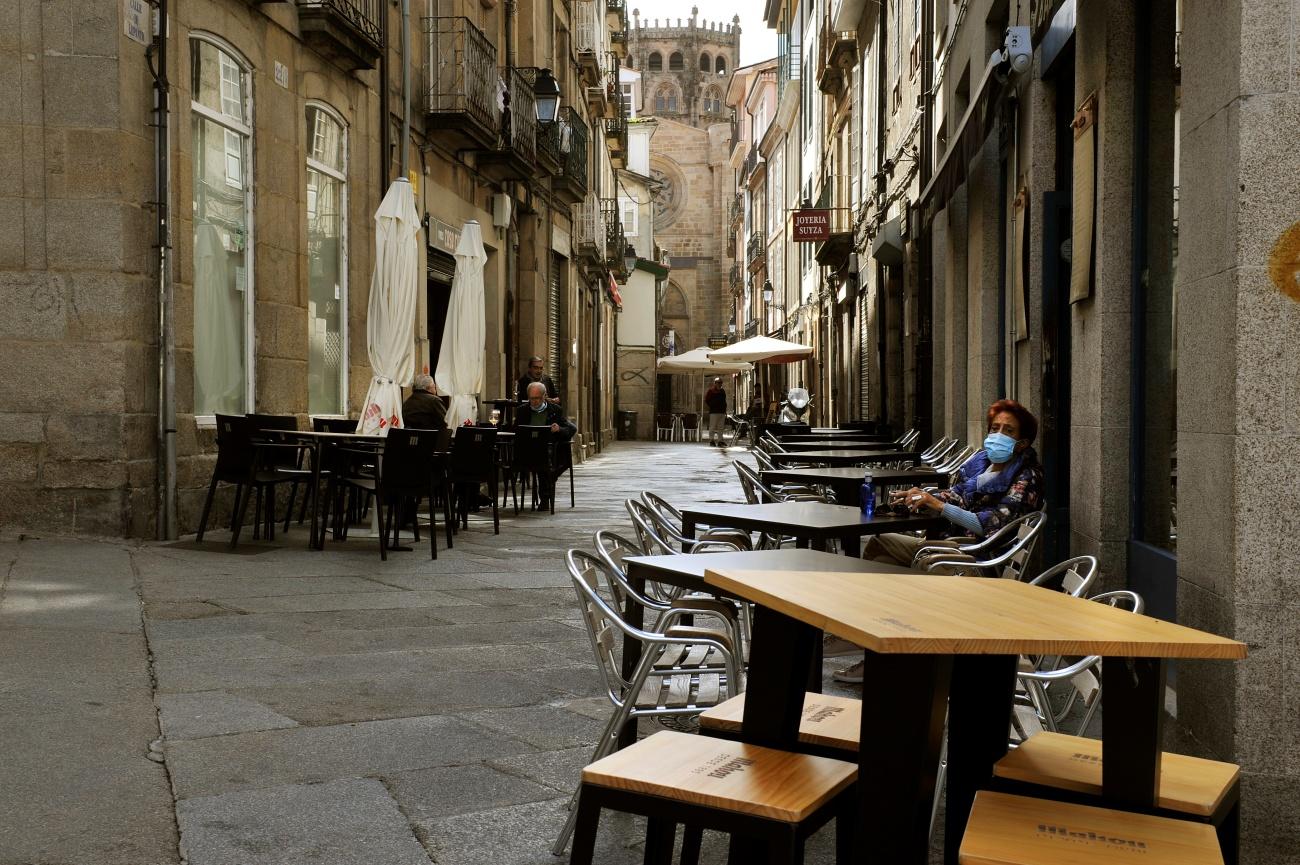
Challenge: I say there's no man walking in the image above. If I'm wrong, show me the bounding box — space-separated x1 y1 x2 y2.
704 377 727 447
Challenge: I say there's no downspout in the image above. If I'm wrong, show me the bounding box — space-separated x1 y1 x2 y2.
1128 4 1151 540
875 2 888 424
400 0 411 176
150 0 177 540
379 1 391 187
916 0 934 443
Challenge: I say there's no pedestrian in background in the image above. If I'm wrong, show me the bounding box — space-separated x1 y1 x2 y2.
704 377 727 447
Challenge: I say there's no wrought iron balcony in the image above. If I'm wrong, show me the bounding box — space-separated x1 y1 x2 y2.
742 145 762 183
576 194 607 265
604 99 628 169
297 0 383 70
606 0 627 31
813 206 855 268
575 1 602 84
817 24 858 95
601 197 629 281
550 107 589 206
423 17 501 150
729 192 743 227
746 230 766 273
729 263 742 294
477 66 538 182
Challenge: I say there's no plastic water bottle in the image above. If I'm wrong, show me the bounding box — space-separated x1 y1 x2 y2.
860 471 875 518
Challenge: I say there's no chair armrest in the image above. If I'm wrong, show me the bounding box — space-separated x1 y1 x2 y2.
663 625 735 657
669 597 739 622
1018 655 1101 682
685 538 745 553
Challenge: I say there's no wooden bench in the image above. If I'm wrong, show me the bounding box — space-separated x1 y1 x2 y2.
959 790 1225 865
992 731 1240 864
699 691 861 757
570 729 858 865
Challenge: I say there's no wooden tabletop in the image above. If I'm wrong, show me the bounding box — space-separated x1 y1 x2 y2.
701 568 1247 659
625 548 914 594
762 466 943 488
769 449 920 466
681 502 944 538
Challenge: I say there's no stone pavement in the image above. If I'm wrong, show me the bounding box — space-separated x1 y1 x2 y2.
1 440 901 865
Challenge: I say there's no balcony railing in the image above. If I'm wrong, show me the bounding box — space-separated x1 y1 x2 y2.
576 194 607 263
423 17 501 149
742 145 762 182
549 107 589 204
729 263 742 293
501 66 537 164
604 97 628 167
575 0 600 55
601 197 629 279
729 192 743 227
297 0 383 69
746 230 766 272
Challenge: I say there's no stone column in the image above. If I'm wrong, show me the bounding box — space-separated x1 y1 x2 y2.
1177 1 1300 861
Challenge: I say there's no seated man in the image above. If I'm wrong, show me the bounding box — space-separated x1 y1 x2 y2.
402 373 447 430
515 356 560 404
516 382 577 508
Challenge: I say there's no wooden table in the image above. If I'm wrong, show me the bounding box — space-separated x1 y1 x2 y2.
679 502 943 558
769 448 920 467
762 466 945 507
701 567 1247 865
614 548 917 748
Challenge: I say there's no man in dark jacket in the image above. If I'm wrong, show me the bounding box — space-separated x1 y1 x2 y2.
402 374 447 430
704 377 727 446
515 356 559 404
516 381 577 509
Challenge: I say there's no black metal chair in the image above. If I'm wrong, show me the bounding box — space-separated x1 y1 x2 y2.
448 426 500 533
509 425 564 514
246 413 308 538
328 428 451 561
196 414 305 549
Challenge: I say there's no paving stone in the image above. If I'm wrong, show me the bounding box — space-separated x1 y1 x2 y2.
415 798 644 865
466 569 573 589
165 714 540 799
210 589 478 614
148 633 306 663
141 574 399 601
178 778 432 865
458 704 607 750
384 763 558 819
487 746 591 794
158 691 300 740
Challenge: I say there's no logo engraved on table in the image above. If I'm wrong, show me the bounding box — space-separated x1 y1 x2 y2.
802 703 845 724
692 753 756 779
1036 824 1148 852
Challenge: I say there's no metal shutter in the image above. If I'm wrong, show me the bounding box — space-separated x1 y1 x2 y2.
859 288 870 417
548 252 563 397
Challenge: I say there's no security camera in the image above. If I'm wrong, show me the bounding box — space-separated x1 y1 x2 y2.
1004 26 1031 75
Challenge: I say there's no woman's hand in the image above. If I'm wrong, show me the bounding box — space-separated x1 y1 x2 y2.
891 487 944 514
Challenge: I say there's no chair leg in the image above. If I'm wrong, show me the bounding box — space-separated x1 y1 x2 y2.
442 481 455 549
283 480 299 533
427 485 438 560
834 787 858 864
490 476 499 534
196 472 220 542
569 465 575 508
643 817 676 865
549 473 557 515
252 488 262 540
229 483 252 549
1219 798 1241 865
376 496 388 562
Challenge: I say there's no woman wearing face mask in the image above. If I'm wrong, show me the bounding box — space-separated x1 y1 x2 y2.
865 398 1045 567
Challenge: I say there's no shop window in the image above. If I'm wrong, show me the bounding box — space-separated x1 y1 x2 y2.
305 103 348 416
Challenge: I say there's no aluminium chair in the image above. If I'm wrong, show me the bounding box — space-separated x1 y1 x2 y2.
913 509 1047 581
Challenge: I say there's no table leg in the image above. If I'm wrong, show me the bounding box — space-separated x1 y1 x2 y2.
842 534 860 558
859 652 953 865
1101 656 1165 809
797 536 812 549
740 605 818 748
307 441 323 550
943 654 1017 865
617 573 647 750
681 516 695 553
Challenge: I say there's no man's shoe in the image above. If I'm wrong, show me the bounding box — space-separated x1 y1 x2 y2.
832 659 865 684
822 634 861 657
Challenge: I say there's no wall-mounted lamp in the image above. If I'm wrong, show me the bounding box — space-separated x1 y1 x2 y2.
533 67 561 124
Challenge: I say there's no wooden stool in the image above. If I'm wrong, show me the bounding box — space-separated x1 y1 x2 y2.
992 731 1240 865
699 692 861 758
960 790 1225 865
569 730 858 865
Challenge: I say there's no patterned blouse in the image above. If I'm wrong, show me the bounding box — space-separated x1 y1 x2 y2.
935 447 1045 537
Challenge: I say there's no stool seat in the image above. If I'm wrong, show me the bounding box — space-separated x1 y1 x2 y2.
994 731 1239 817
960 790 1224 865
581 729 856 823
699 692 861 753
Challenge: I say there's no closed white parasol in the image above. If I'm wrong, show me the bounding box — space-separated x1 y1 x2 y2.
656 346 753 373
434 220 488 428
357 178 422 435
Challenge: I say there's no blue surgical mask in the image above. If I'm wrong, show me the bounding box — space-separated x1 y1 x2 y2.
983 432 1018 464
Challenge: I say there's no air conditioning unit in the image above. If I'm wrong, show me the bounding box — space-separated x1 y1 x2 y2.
492 193 512 228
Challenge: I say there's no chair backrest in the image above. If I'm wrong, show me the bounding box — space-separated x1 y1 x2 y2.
681 412 699 428
751 448 776 472
593 529 643 577
449 425 497 480
934 445 975 475
511 425 556 472
733 459 782 504
247 413 300 468
567 549 638 702
640 491 684 525
1028 555 1099 598
993 510 1047 581
313 416 357 433
919 436 952 461
655 413 674 429
378 428 440 493
213 413 256 478
625 498 680 556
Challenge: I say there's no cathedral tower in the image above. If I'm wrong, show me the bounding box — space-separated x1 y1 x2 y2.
627 8 740 129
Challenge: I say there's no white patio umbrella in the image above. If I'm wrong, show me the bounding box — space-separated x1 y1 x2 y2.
357 178 421 435
656 346 753 373
434 220 488 428
707 334 814 365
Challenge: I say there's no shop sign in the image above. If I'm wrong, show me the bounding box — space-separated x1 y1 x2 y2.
792 209 831 242
430 219 462 256
124 0 150 45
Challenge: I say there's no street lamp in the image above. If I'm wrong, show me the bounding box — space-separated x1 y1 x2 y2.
533 67 561 124
761 279 773 304
623 243 638 273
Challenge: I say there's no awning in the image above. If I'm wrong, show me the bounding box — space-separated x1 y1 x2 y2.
606 273 622 307
633 257 670 279
918 52 1011 224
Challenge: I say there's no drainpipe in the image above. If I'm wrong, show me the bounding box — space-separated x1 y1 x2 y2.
150 0 177 539
379 2 390 187
875 2 888 424
916 0 933 443
400 0 411 176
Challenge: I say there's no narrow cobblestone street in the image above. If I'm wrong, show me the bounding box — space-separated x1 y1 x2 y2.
1 440 878 865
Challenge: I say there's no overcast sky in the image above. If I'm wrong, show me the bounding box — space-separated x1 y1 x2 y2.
630 2 778 66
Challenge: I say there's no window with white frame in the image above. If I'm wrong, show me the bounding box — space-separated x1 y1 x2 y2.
619 195 638 236
306 103 348 416
191 36 253 417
